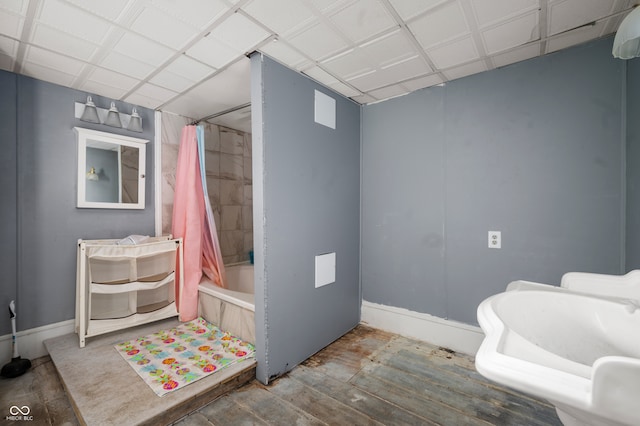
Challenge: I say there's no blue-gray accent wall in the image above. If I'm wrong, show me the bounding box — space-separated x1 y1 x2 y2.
251 54 361 384
626 57 640 270
0 70 155 335
362 37 627 326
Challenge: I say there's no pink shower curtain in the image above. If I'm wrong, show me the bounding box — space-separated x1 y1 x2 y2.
172 125 225 322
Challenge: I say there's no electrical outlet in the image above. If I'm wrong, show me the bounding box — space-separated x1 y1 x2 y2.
488 231 501 249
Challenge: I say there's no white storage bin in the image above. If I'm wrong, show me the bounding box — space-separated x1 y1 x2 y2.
75 236 183 347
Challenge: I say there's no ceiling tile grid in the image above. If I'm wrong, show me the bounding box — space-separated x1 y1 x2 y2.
1 0 635 129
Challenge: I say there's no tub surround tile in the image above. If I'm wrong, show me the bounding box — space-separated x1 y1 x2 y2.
221 230 244 256
221 205 242 231
244 184 252 204
204 123 221 152
243 231 253 255
162 143 179 172
243 133 252 158
242 205 253 231
205 150 220 177
220 180 244 205
161 112 190 146
243 156 252 184
220 128 245 155
220 153 244 181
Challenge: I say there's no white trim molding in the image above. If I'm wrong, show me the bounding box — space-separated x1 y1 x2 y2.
360 300 484 356
154 110 163 237
0 319 75 361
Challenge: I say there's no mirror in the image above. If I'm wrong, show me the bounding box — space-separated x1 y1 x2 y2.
75 127 148 209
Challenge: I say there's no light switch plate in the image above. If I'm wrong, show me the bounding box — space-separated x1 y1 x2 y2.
315 252 336 288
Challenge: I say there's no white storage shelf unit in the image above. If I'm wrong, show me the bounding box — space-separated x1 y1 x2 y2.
76 236 183 347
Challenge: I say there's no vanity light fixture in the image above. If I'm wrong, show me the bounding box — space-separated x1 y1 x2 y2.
86 167 99 181
80 96 100 124
127 108 143 132
105 102 122 128
613 6 640 59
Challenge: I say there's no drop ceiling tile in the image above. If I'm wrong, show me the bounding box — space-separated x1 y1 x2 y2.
37 0 112 45
548 0 615 36
25 46 85 75
482 11 538 54
22 62 77 87
368 84 409 101
386 0 447 21
151 0 229 29
186 35 239 69
259 40 310 69
546 20 606 53
471 0 539 28
321 49 373 80
0 35 18 58
163 92 229 120
0 9 24 38
303 66 339 85
164 55 215 82
443 60 487 80
492 43 540 68
132 82 178 104
307 0 356 14
347 55 429 91
0 53 13 71
86 67 139 93
408 1 469 49
113 31 175 67
65 0 132 22
100 51 155 80
81 79 130 100
31 23 98 61
382 55 431 77
345 69 389 92
150 69 195 93
193 59 251 105
427 36 479 69
328 80 360 97
287 20 349 61
130 6 199 49
123 92 165 109
243 0 316 36
358 30 417 68
402 73 444 91
351 93 376 104
328 0 396 44
0 0 27 15
209 13 270 54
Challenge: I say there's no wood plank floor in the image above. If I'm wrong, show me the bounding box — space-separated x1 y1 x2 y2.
173 325 561 425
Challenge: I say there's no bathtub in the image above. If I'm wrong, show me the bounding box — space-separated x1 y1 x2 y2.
198 263 255 344
476 279 640 426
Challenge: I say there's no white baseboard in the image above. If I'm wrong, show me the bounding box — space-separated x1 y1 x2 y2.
0 319 75 361
360 300 484 356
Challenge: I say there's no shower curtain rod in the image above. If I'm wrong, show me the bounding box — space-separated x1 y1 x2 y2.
191 102 251 125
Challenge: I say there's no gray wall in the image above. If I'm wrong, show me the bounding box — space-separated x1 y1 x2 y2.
626 57 640 270
362 37 626 326
0 72 18 336
252 54 361 383
0 70 155 335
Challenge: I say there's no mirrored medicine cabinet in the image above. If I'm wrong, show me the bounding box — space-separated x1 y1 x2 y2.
74 127 149 209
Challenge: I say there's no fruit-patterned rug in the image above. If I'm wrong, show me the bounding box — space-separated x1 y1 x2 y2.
114 317 255 396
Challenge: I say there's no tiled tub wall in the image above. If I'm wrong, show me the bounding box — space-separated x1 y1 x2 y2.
161 112 253 264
